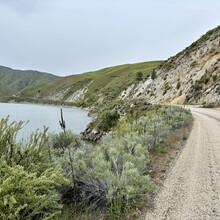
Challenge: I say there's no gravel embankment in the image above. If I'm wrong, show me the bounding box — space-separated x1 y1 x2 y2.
145 107 220 220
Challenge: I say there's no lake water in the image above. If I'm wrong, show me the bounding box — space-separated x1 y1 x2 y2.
0 103 91 139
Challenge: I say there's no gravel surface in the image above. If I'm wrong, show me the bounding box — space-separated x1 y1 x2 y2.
145 107 220 220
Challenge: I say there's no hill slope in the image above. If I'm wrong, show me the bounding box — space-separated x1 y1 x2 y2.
0 65 59 99
0 83 13 99
18 61 162 109
11 25 220 108
120 26 220 106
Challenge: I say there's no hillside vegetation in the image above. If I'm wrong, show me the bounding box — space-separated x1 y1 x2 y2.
14 26 220 109
15 61 162 109
2 26 220 108
1 19 218 220
0 83 13 99
0 105 192 219
0 65 59 100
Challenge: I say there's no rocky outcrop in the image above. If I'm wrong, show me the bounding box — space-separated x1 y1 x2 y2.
66 86 88 102
44 81 92 103
49 88 69 101
81 126 103 142
119 26 220 106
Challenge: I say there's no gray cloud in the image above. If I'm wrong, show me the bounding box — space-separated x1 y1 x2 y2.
0 0 219 76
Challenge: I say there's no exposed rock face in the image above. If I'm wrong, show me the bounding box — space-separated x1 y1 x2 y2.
81 126 103 142
66 86 88 102
45 82 92 102
49 88 69 101
120 26 220 106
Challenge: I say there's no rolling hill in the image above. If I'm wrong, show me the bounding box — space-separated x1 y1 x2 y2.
4 25 220 109
0 65 59 100
0 83 13 99
16 61 162 109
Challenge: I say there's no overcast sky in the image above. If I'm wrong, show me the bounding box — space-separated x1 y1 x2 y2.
0 0 219 76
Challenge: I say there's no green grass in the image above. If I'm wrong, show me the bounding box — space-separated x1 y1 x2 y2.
25 61 163 110
0 83 14 100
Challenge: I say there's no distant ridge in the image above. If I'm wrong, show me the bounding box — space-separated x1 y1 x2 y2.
0 65 59 99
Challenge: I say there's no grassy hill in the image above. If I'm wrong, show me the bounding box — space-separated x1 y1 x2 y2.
17 61 162 110
3 26 220 108
0 65 59 100
0 83 14 99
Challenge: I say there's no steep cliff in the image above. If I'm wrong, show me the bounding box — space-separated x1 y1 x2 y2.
120 26 220 106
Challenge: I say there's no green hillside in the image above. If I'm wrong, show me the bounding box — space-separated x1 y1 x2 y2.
0 83 14 99
0 65 59 99
19 61 162 110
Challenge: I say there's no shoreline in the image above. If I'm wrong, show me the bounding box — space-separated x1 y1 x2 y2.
1 98 92 115
0 101 93 136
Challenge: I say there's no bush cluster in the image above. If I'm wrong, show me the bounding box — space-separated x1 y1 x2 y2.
0 105 192 219
0 117 69 220
97 111 120 132
49 105 192 218
52 131 154 219
128 105 192 150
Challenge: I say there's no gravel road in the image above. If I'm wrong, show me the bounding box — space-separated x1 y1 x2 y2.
145 107 220 220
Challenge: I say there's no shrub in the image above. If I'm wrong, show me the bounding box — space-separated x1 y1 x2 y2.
190 61 197 67
176 81 181 90
151 70 156 80
163 62 173 71
72 132 154 217
135 116 171 150
212 74 217 82
136 71 143 81
157 145 168 154
97 111 120 132
49 105 192 218
57 131 154 217
117 117 132 136
50 130 81 152
0 161 68 220
133 106 192 150
0 117 69 219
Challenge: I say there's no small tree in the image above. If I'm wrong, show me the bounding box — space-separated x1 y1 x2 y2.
98 111 120 132
151 69 156 80
136 71 143 81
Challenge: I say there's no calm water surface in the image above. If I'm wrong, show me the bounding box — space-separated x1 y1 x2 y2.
0 103 91 138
